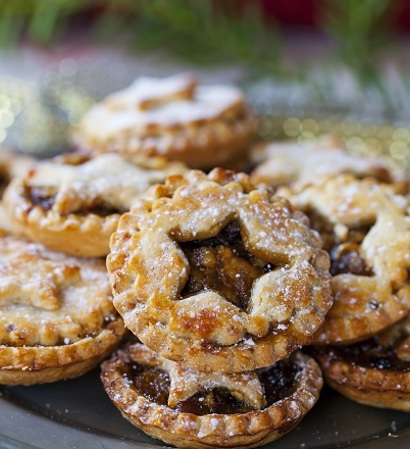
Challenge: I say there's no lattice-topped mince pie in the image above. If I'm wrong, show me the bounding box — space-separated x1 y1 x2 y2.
313 315 410 411
3 153 185 257
279 174 410 345
73 74 256 169
0 235 124 385
101 342 323 449
107 168 333 373
250 135 407 191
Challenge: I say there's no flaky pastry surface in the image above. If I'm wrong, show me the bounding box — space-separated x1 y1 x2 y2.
279 175 410 345
73 74 255 169
0 236 124 385
3 153 184 257
108 168 332 373
251 135 407 191
101 342 322 449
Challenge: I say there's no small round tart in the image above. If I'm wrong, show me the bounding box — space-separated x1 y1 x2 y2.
279 175 410 345
108 168 332 373
312 315 410 411
101 342 323 449
0 235 125 385
73 74 256 169
250 135 408 191
3 153 185 257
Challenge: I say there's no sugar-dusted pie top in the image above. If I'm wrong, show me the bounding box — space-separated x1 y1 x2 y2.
251 135 407 189
16 153 184 215
279 174 410 344
108 168 333 372
78 74 246 140
0 236 117 348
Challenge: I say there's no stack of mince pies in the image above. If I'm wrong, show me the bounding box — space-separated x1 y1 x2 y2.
1 72 410 449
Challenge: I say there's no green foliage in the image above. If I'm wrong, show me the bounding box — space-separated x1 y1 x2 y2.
95 0 283 76
0 0 400 85
320 0 394 84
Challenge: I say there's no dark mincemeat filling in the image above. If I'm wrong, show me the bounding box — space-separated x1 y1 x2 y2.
29 186 121 217
320 339 410 372
307 210 373 277
130 360 301 415
179 221 274 311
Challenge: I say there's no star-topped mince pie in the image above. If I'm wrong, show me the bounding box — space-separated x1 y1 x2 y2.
3 153 185 257
250 135 408 192
107 169 333 373
279 175 410 345
312 315 410 411
73 74 256 169
101 342 323 449
0 235 124 385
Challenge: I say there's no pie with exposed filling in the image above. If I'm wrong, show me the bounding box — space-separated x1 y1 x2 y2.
107 168 333 373
101 342 323 449
313 315 410 411
3 153 185 257
278 175 410 345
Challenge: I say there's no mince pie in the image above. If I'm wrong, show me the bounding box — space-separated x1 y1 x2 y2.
3 153 185 257
279 175 410 345
313 315 410 411
73 74 256 169
250 135 407 191
101 342 323 449
107 168 332 373
0 235 124 385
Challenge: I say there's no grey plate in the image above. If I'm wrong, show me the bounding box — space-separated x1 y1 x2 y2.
0 367 410 449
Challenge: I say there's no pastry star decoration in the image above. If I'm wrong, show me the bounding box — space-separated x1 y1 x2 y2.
106 73 198 111
28 155 166 214
161 357 266 409
0 252 80 311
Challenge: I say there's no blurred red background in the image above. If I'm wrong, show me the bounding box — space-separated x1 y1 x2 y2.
261 0 410 30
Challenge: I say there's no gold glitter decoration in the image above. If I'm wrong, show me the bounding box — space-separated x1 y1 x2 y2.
0 71 93 157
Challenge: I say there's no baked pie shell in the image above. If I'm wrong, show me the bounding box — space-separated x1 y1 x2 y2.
101 347 322 449
0 317 124 385
75 114 256 170
314 349 410 412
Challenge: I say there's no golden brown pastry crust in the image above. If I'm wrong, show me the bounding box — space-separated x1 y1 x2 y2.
250 135 408 191
313 316 410 411
3 153 185 257
101 343 323 449
73 74 256 169
0 150 36 234
0 236 125 385
108 168 332 373
279 175 410 345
